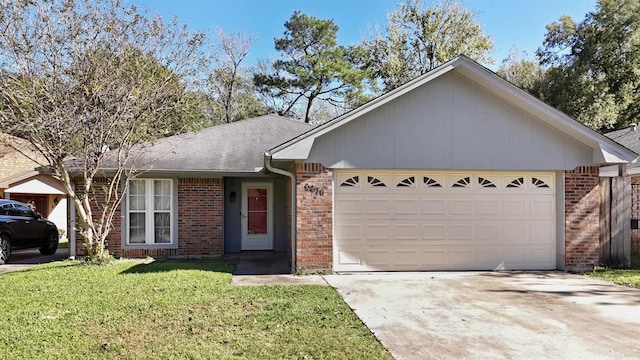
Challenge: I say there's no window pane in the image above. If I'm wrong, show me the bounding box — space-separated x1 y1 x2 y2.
247 189 267 211
154 213 171 243
129 213 146 244
129 180 146 211
247 211 267 234
154 180 171 210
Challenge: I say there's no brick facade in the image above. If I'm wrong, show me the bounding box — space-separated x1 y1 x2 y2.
294 163 333 272
73 177 223 258
564 166 601 269
174 177 223 257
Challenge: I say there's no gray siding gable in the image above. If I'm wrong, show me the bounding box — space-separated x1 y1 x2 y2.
271 56 636 169
306 71 592 171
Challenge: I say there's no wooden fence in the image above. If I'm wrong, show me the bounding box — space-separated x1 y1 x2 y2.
599 177 631 268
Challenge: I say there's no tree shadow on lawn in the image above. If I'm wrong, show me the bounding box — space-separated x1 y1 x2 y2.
119 259 237 275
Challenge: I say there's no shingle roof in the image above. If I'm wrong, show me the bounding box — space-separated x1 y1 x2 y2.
126 114 314 173
0 133 47 183
604 125 640 154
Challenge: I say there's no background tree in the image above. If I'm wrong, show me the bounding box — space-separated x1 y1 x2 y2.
254 11 370 123
535 0 640 131
497 48 546 93
0 0 205 262
206 29 266 124
363 0 494 92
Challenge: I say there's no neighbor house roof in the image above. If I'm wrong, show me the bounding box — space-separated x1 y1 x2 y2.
269 55 637 165
601 124 640 176
0 133 47 187
604 124 640 153
121 114 314 174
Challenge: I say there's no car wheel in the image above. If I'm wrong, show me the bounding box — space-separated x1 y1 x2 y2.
0 235 11 265
39 232 59 255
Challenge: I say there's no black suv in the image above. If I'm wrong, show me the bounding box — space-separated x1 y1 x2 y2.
0 199 59 264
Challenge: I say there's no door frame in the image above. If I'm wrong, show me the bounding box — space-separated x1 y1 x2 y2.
240 182 274 250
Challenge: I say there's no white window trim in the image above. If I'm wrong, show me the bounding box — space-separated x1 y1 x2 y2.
124 178 177 248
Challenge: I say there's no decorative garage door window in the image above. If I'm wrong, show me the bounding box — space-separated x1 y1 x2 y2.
452 177 471 188
478 177 497 188
507 177 524 188
367 176 386 187
340 176 359 187
423 177 442 187
532 177 550 188
396 176 415 187
335 172 554 192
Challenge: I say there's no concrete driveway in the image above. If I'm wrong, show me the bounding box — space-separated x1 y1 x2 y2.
0 248 69 274
324 272 640 360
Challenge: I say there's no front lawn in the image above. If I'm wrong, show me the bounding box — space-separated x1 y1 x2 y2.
0 261 392 359
587 268 640 288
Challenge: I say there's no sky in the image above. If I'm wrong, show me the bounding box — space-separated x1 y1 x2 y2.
126 0 599 70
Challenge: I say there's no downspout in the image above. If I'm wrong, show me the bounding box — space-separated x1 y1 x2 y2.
264 153 296 274
69 182 76 260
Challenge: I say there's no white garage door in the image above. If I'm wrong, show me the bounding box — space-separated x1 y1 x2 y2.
334 171 557 271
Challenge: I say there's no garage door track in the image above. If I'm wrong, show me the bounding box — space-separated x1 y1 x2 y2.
325 272 640 360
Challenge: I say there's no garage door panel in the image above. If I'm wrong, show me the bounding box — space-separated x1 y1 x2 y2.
394 198 419 215
422 250 448 266
530 223 555 244
530 199 554 215
334 171 557 271
530 248 554 263
449 199 474 215
449 224 474 240
420 199 447 215
477 225 500 240
476 199 501 215
337 249 363 266
334 198 362 216
450 250 474 266
363 198 391 216
476 249 503 267
364 224 391 242
422 224 447 240
335 223 364 243
392 224 420 242
504 199 527 215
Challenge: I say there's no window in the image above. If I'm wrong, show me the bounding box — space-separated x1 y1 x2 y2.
340 176 359 187
396 176 415 187
478 177 497 188
12 203 34 217
452 177 471 188
127 179 173 245
367 176 386 187
423 177 442 188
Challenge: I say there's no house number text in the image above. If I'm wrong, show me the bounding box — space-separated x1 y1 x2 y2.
303 184 325 196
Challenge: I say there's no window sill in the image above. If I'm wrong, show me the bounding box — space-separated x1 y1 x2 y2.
122 243 178 250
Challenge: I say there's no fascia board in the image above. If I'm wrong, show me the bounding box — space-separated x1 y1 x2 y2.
594 144 638 165
271 137 315 160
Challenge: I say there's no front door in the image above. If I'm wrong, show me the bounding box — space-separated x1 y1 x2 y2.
241 183 273 250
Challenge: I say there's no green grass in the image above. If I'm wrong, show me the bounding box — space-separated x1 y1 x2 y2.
0 261 392 360
57 236 68 249
587 268 640 288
